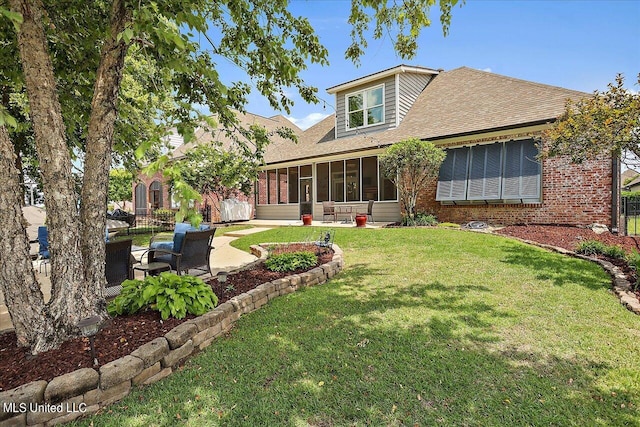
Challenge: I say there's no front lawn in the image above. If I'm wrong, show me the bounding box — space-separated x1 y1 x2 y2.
74 227 640 426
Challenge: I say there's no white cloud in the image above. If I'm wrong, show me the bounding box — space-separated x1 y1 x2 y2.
285 112 331 130
482 68 493 73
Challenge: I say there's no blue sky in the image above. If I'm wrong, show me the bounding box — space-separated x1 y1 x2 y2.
215 0 640 129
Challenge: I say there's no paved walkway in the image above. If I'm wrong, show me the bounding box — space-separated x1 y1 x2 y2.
0 227 271 332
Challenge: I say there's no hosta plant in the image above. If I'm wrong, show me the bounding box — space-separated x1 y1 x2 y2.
265 251 317 272
108 273 218 320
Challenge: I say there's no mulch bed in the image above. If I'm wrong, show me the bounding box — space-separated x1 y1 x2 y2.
0 244 332 392
496 224 640 254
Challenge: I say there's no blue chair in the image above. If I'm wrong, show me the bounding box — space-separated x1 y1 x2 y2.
149 222 210 253
37 226 50 274
36 226 111 275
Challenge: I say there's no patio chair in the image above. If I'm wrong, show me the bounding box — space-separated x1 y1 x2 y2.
360 200 374 223
322 201 337 222
149 222 211 253
105 239 136 298
147 227 217 276
37 226 50 275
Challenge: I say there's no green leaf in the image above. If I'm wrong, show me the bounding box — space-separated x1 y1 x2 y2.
122 28 134 44
0 7 23 31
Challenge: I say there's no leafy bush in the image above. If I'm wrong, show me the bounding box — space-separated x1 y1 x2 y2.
627 251 640 290
265 251 317 272
627 251 640 271
602 245 626 259
402 213 438 226
575 240 607 256
575 239 626 259
154 208 175 222
622 191 640 199
108 273 218 320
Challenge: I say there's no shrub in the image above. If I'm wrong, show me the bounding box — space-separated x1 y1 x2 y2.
575 240 626 260
575 240 607 256
627 251 640 290
402 213 438 226
627 251 640 271
265 251 317 272
154 208 175 222
602 245 626 260
108 273 218 320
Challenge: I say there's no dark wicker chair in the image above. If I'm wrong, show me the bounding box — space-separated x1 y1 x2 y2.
147 228 216 276
105 239 135 298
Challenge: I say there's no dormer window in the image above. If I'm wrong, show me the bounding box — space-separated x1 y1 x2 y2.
346 85 384 130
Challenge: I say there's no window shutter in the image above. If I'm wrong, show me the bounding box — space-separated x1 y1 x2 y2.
436 147 469 201
502 140 541 199
467 143 503 200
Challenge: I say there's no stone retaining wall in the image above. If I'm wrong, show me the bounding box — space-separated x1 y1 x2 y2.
0 244 343 427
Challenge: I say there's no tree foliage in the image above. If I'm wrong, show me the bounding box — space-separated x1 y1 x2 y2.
108 169 133 207
175 142 260 206
0 0 461 354
347 0 463 63
542 73 640 166
379 138 445 221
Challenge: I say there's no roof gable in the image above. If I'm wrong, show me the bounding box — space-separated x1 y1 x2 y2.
326 64 439 94
171 111 302 160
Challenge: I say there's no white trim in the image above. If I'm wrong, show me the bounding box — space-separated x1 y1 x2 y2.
327 65 439 94
345 84 385 131
395 73 400 128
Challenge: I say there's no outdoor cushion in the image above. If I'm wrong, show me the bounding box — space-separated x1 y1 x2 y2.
37 226 49 259
150 222 210 252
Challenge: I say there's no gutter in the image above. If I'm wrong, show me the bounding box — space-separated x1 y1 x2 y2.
612 155 620 233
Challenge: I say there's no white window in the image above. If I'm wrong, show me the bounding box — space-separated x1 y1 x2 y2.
346 85 384 130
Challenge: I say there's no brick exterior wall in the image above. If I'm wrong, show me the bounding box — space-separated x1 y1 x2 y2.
417 153 615 227
133 172 171 214
257 171 267 205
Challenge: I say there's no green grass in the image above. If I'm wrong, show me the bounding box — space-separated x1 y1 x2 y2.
626 216 640 236
112 224 253 247
74 227 640 426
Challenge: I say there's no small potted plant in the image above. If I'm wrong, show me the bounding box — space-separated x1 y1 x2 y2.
355 213 367 227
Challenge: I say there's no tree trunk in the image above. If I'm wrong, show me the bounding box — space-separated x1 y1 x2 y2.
0 125 48 348
81 0 131 291
8 0 99 353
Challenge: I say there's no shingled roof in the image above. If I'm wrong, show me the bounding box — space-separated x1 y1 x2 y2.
171 111 302 160
262 67 588 165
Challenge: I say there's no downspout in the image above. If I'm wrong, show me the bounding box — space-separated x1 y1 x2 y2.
611 154 620 234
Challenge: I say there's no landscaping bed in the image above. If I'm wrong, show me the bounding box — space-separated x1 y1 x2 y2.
0 244 332 392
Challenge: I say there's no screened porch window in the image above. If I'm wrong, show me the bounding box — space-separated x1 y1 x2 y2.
436 139 541 203
317 156 394 202
288 167 298 203
317 163 329 202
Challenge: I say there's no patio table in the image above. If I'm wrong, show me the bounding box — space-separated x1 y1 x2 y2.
336 205 359 223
